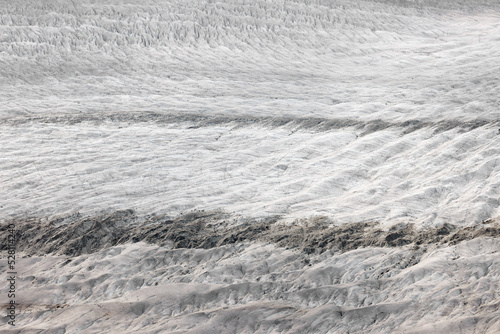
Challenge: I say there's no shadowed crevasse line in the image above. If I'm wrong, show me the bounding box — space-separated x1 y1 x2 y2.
1 210 499 257
0 113 496 135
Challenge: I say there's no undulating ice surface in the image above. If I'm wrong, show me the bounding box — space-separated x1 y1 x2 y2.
3 120 500 227
5 237 500 333
1 0 500 225
1 0 500 332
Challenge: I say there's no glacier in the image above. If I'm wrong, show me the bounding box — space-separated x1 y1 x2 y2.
1 0 500 332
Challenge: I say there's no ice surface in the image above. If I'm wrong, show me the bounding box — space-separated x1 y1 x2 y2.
1 0 500 332
1 0 500 225
2 121 500 227
5 238 500 333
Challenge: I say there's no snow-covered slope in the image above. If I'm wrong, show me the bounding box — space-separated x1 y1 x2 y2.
1 0 500 332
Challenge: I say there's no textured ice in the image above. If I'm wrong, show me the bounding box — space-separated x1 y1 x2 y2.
6 238 500 333
1 0 500 226
1 0 500 332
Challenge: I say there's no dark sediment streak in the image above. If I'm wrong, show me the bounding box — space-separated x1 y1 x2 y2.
0 112 495 135
1 210 499 257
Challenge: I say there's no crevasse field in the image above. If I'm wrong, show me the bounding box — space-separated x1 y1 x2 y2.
1 0 500 333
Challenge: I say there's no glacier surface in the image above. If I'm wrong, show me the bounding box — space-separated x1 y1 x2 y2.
1 0 500 332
